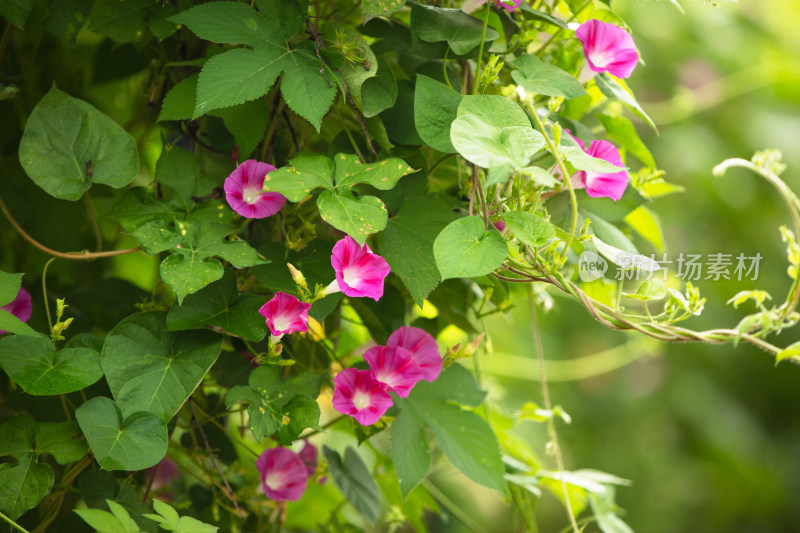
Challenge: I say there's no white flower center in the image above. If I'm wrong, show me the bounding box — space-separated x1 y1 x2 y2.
589 49 614 68
243 188 261 205
272 314 291 332
265 471 285 490
342 267 360 287
352 390 371 409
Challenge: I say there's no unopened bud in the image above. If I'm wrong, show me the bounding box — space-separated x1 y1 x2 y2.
287 263 308 292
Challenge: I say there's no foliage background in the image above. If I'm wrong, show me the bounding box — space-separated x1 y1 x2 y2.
467 1 800 532
1 0 800 532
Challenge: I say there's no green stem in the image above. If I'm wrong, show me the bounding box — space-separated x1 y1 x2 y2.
423 481 487 533
473 0 492 95
42 257 56 338
527 106 578 262
529 286 580 533
442 48 454 90
334 107 365 162
0 510 31 533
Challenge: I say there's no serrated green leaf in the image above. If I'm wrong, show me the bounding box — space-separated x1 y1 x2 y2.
158 74 197 122
317 190 388 245
75 397 168 471
323 446 381 522
19 85 139 201
170 1 279 48
414 74 462 153
381 193 460 306
0 0 32 29
179 1 335 129
101 312 222 422
503 211 555 247
410 3 498 55
166 269 268 341
511 54 587 99
434 216 508 280
193 47 284 119
391 408 430 498
0 333 103 395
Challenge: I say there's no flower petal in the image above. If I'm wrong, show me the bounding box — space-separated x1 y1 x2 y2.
386 326 442 382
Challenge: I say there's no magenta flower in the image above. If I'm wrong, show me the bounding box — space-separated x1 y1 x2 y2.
575 19 639 79
363 345 424 398
224 159 286 219
0 287 32 335
386 326 442 383
258 292 312 337
145 458 180 495
298 441 317 478
256 447 309 502
332 368 393 426
495 0 522 12
571 138 629 201
328 236 391 301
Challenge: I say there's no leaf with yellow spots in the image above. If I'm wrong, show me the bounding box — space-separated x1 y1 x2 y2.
225 366 325 443
334 152 416 190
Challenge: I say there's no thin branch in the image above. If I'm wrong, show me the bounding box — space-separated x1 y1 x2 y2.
84 193 103 252
189 399 247 519
0 195 140 260
529 286 580 533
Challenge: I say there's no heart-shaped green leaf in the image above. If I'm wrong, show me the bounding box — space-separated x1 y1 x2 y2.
18 85 139 201
433 216 508 280
101 312 222 423
0 333 103 395
75 397 168 471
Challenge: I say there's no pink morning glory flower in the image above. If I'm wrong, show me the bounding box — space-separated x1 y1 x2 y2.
0 287 32 335
332 368 393 426
328 236 391 301
571 138 629 201
258 292 312 337
224 159 286 219
363 345 424 398
495 0 522 12
256 447 309 502
386 326 442 383
575 19 639 79
298 441 317 478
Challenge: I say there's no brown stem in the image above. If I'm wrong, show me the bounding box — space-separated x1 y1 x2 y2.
0 195 140 260
189 399 247 519
84 193 103 252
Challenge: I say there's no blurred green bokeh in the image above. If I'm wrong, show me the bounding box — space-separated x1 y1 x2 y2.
476 1 800 532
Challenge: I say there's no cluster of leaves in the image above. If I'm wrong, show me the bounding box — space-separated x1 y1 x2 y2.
0 0 798 532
